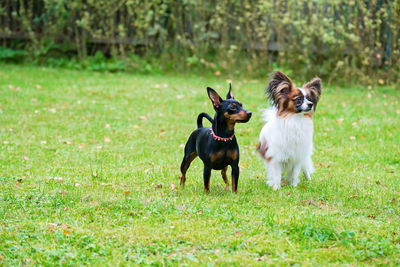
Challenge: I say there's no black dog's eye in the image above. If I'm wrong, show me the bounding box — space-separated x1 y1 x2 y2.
230 105 238 110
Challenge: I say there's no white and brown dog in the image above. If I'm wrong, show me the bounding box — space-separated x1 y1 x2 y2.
258 71 322 190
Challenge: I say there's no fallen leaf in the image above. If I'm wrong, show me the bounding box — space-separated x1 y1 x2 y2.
308 199 318 207
79 143 86 149
23 155 29 161
154 184 163 189
196 210 203 215
62 230 71 236
391 198 396 204
349 195 358 198
170 184 178 191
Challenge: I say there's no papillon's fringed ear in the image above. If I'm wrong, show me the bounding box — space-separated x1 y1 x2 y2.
226 83 234 99
303 78 322 104
207 87 223 109
266 71 293 106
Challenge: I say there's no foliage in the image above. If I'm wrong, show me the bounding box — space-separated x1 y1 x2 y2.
0 47 26 62
0 0 399 84
0 64 399 265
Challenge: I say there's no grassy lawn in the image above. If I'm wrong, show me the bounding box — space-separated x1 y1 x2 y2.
0 64 399 266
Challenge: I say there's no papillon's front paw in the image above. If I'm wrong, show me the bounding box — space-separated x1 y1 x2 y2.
267 180 281 190
291 178 300 187
303 171 311 180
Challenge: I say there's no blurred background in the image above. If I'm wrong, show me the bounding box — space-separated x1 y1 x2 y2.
0 0 398 84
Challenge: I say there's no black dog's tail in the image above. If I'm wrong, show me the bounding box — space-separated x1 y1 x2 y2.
197 113 213 128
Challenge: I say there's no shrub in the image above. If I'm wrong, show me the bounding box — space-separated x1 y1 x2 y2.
0 0 398 84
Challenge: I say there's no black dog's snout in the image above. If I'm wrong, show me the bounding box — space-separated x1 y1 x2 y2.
247 111 252 118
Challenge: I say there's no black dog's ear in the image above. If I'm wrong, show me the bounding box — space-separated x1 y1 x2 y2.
266 71 294 106
207 87 223 109
226 83 234 99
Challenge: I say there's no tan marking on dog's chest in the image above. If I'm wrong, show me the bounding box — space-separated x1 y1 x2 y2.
227 150 238 161
210 151 224 163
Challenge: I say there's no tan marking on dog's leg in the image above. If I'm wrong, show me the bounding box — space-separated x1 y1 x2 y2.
221 166 229 190
180 152 197 188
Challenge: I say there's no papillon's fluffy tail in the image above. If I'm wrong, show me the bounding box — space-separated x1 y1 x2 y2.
261 107 278 122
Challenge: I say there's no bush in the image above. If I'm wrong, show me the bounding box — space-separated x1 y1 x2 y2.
0 0 398 84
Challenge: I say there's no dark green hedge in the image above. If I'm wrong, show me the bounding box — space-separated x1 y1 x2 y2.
1 0 399 83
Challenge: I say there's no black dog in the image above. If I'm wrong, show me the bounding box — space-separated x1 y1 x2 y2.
180 85 252 193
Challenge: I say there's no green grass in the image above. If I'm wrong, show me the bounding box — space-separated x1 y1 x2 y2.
0 64 399 266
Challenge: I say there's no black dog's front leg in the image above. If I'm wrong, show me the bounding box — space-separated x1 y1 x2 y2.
203 166 212 193
231 164 240 193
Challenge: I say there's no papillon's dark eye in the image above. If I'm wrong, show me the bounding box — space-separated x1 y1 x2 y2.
292 96 303 106
230 105 237 110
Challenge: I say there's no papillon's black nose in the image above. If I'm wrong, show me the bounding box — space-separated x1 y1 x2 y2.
307 103 313 109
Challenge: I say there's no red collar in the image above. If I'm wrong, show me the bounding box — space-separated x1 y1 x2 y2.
210 128 235 142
